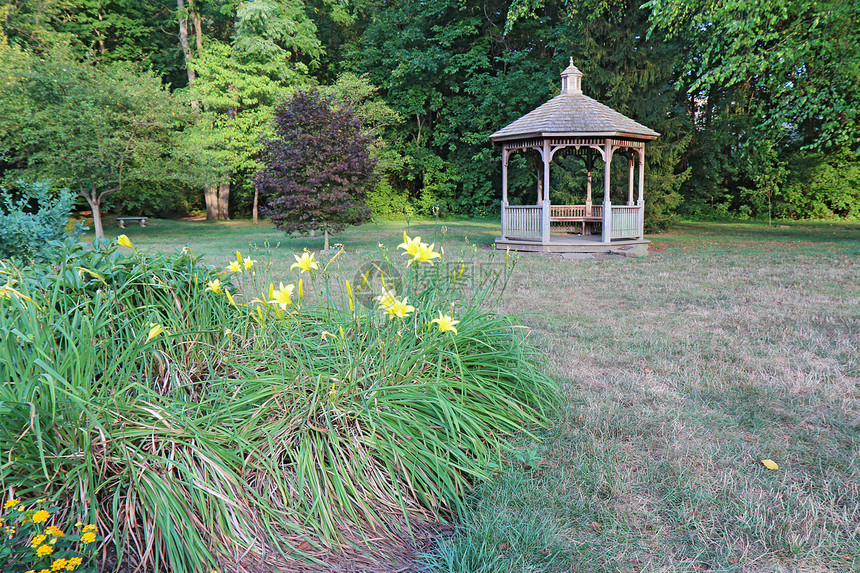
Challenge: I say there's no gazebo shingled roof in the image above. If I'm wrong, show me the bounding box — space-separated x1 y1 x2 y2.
490 62 659 142
489 94 660 141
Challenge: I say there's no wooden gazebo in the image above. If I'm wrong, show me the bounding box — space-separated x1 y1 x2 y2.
490 59 660 253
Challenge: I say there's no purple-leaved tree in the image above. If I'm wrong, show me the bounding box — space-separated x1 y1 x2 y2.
256 89 378 250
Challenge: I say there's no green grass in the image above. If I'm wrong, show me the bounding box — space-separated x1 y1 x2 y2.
80 216 860 572
82 215 500 263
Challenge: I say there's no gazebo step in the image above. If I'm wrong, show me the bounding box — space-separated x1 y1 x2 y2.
495 236 649 254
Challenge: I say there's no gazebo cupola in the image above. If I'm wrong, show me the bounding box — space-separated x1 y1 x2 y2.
560 60 583 94
490 59 660 253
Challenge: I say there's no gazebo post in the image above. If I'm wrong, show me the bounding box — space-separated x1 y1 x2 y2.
501 147 510 239
585 149 594 216
638 147 645 239
536 161 543 205
541 141 551 244
627 153 635 206
601 142 612 244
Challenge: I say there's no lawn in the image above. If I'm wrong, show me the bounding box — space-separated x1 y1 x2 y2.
99 216 860 572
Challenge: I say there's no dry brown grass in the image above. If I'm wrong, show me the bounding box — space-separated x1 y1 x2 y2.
426 221 859 573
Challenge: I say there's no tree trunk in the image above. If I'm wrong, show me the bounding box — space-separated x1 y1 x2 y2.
192 1 203 53
253 182 259 224
324 228 330 251
205 184 218 219
218 176 230 220
177 0 196 91
80 183 106 239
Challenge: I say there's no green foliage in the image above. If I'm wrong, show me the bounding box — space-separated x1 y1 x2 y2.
0 181 78 262
4 0 859 228
0 237 557 572
185 0 320 208
780 146 860 220
645 0 860 151
368 179 413 219
0 42 195 236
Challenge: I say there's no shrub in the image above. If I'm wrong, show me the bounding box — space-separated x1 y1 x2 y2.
0 234 556 572
0 181 79 262
0 498 100 573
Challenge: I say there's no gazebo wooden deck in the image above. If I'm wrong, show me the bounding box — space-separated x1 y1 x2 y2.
490 59 660 253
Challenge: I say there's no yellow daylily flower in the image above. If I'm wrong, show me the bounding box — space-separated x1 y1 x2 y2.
226 261 242 273
383 296 415 319
116 234 134 249
374 288 397 309
235 251 244 266
410 242 441 265
243 258 256 271
397 232 421 258
269 282 295 310
291 251 319 273
430 312 459 334
146 323 164 342
205 279 222 294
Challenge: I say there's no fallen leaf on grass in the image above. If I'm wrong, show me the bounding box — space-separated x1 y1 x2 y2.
298 541 312 551
761 459 779 470
589 521 602 531
498 542 509 551
743 436 755 443
643 367 653 374
539 548 551 556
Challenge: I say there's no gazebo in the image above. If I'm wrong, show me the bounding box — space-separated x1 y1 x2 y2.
490 59 660 253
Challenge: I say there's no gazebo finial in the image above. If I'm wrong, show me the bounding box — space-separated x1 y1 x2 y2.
560 58 583 94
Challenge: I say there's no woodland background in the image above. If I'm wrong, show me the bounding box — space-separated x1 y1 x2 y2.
0 0 858 232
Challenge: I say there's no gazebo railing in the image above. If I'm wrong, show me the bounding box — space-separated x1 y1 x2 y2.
502 204 643 241
610 206 641 239
502 205 542 239
549 204 602 219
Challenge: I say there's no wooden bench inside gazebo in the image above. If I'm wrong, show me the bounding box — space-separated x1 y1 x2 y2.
490 59 660 253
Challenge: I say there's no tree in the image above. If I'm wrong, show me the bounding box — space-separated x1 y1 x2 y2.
644 0 860 152
0 38 192 238
186 0 320 221
256 89 378 250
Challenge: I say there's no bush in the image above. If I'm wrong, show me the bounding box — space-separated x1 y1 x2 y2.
0 234 557 572
0 181 79 262
1 498 100 573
